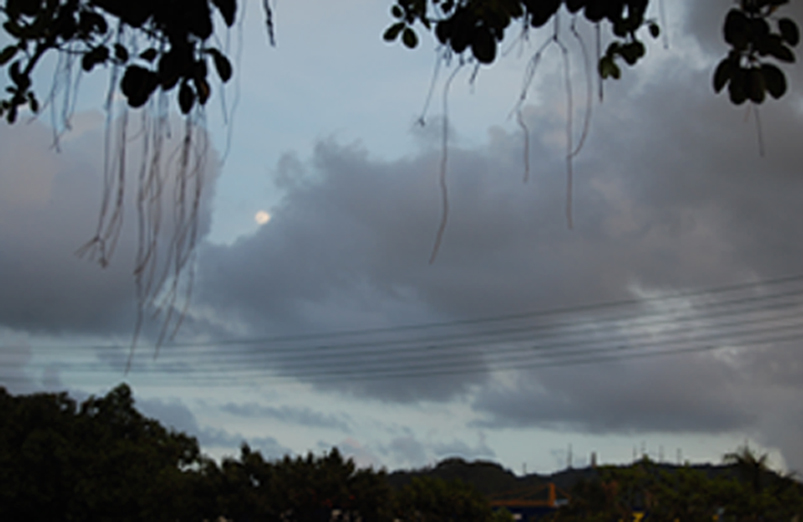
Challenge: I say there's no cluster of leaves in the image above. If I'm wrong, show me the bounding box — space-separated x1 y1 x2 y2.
713 0 799 105
384 1 660 75
0 384 496 522
0 383 205 521
202 447 499 522
0 0 237 123
396 475 494 522
552 454 803 522
210 445 397 522
384 0 799 104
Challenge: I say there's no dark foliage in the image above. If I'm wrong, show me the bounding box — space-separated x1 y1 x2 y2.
0 0 238 122
384 1 797 103
0 0 798 124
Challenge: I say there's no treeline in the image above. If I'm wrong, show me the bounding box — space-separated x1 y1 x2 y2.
0 383 498 522
2 384 802 522
556 454 803 522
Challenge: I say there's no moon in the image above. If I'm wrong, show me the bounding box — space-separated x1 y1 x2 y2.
254 210 271 225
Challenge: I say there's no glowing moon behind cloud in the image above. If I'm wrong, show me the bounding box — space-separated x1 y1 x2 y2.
255 210 271 225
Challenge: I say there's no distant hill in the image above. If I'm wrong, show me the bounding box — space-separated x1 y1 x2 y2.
387 457 786 497
388 458 543 495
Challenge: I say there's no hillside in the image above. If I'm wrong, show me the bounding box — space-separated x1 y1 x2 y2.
387 456 786 497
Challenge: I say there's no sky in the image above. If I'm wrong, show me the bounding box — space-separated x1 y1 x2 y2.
2 0 803 475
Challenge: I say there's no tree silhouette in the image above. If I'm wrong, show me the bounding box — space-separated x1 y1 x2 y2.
723 444 771 495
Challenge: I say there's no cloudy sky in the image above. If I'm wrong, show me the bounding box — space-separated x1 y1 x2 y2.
2 0 803 475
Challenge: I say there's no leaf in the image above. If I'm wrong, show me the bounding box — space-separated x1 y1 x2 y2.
178 81 195 114
620 41 645 65
648 22 660 39
530 0 560 27
598 56 620 79
712 58 732 93
391 5 403 18
0 46 17 66
81 46 109 72
435 19 452 44
565 0 585 14
81 52 95 72
383 22 404 42
610 61 621 79
121 65 158 108
157 51 181 90
19 0 42 17
768 38 795 62
9 60 21 85
728 66 747 105
761 63 787 98
747 68 766 104
194 77 210 104
723 9 749 50
471 27 496 64
187 2 213 39
584 0 606 23
208 49 232 82
212 0 236 26
749 17 770 40
779 18 799 46
450 9 473 53
3 20 23 38
402 27 418 48
9 60 29 90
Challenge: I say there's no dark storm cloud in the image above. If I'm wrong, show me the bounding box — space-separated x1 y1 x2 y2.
471 353 758 434
0 116 219 338
221 401 353 432
192 10 803 470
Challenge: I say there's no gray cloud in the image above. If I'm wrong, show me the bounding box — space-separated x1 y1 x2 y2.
3 0 802 474
137 394 291 459
138 396 205 435
221 402 352 432
0 338 36 394
0 115 220 339
201 427 290 460
433 433 496 460
382 435 430 469
470 352 758 434
188 18 803 470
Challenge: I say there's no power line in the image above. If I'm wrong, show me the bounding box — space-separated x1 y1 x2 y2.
23 273 803 353
4 273 803 387
8 297 803 385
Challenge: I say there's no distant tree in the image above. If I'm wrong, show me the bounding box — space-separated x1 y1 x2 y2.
212 445 394 522
723 444 771 495
553 451 803 522
396 475 493 522
0 383 208 522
